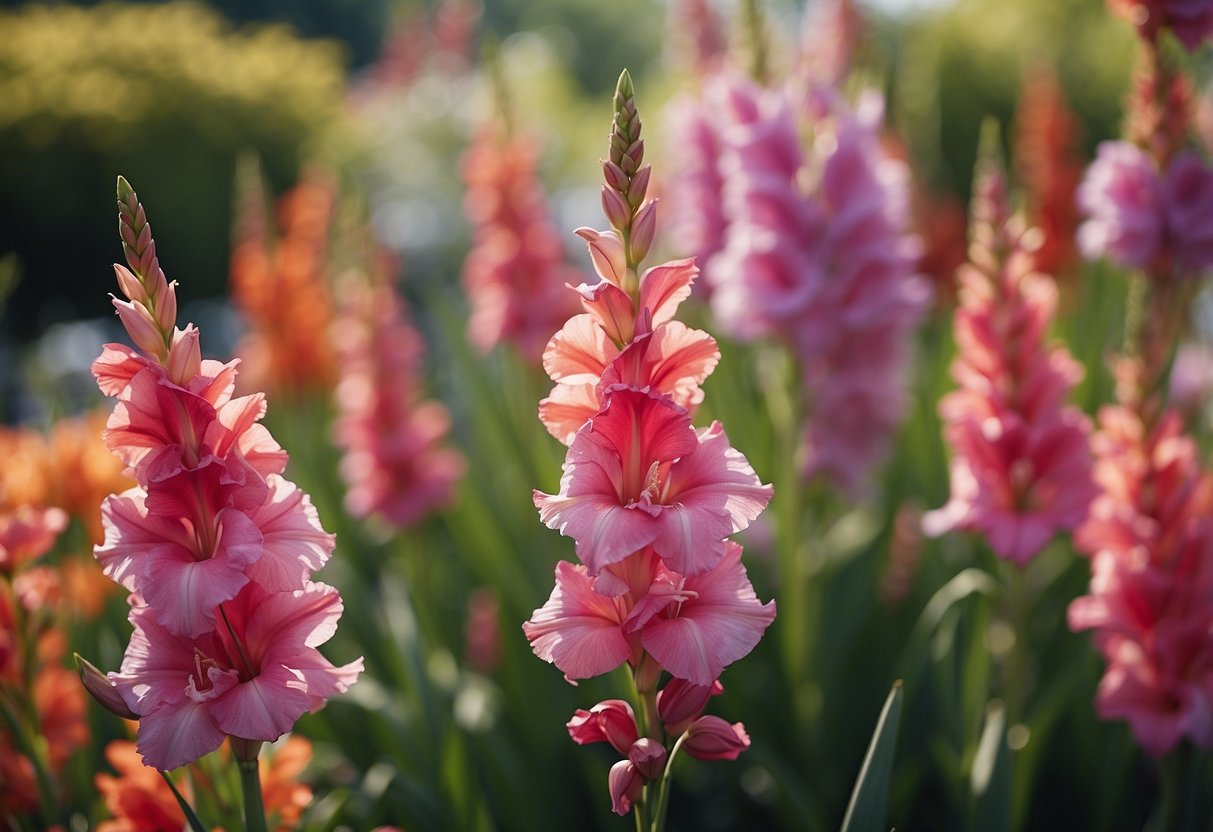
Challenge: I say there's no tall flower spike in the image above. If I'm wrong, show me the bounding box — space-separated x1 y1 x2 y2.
923 125 1095 565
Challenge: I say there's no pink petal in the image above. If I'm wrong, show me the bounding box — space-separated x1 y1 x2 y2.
639 259 698 326
543 314 620 385
523 561 631 679
141 544 251 638
135 698 228 771
244 477 335 592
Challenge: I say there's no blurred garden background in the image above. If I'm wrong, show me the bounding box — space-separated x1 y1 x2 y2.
1 0 1211 829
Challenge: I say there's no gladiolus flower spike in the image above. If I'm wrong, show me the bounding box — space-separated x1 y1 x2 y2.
524 72 775 829
82 178 363 791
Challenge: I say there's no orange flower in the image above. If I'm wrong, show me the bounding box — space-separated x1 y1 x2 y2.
45 409 132 544
260 736 314 831
95 741 185 832
230 169 339 395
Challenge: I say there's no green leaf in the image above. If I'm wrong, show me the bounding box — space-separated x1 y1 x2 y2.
841 680 905 832
969 701 1011 832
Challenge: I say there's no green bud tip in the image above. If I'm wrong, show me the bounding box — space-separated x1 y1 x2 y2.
117 175 135 206
615 69 634 102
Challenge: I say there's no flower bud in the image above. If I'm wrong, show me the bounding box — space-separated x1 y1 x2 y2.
602 185 632 232
682 715 750 761
657 677 722 735
75 653 138 720
603 160 630 192
567 699 638 755
628 737 667 781
630 199 659 264
153 281 178 333
113 298 166 358
627 165 651 207
167 325 201 386
113 264 146 303
574 227 627 286
608 759 643 816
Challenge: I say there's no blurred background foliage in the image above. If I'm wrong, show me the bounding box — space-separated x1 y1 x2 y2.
0 0 1202 829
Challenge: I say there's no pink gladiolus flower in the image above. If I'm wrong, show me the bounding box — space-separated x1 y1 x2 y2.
1069 406 1213 756
0 506 68 574
524 544 775 686
924 150 1095 565
331 274 465 529
534 386 772 577
1077 141 1164 269
111 582 363 771
460 127 583 360
1162 151 1213 272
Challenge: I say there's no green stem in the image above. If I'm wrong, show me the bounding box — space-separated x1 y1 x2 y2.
1005 563 1029 731
650 733 688 832
159 771 209 832
238 757 269 832
0 691 57 825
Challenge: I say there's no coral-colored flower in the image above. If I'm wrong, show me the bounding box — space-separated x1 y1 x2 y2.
460 127 583 360
924 149 1095 564
331 273 465 528
0 506 67 574
111 582 362 771
535 386 771 576
230 169 339 395
96 740 185 832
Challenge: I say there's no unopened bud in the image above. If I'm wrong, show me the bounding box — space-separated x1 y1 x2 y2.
627 166 651 207
567 699 638 755
608 759 643 816
575 227 627 286
113 298 166 358
153 281 178 333
113 264 145 303
658 677 722 735
75 653 138 720
167 325 201 385
603 160 630 192
630 199 658 263
601 185 632 231
628 737 666 781
683 715 750 761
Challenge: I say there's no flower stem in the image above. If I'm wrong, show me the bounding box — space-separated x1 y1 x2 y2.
159 771 209 832
238 756 269 832
649 732 687 832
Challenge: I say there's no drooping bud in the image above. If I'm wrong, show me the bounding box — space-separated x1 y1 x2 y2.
657 677 722 735
608 759 643 816
627 737 667 781
682 715 751 761
567 699 639 755
75 653 138 720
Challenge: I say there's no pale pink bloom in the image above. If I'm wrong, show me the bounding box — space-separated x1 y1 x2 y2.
534 386 772 576
1162 151 1213 271
663 93 729 273
1068 406 1213 755
1077 141 1164 269
111 581 363 771
0 506 68 573
331 277 464 528
523 543 775 686
460 128 583 360
924 160 1095 564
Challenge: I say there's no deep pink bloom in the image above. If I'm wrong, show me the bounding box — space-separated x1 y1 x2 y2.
608 758 643 816
657 677 722 735
1111 0 1213 49
567 700 638 755
111 582 363 771
331 276 465 528
924 158 1095 564
523 544 775 686
1162 151 1213 272
682 715 751 761
1077 141 1164 269
1068 406 1213 756
534 386 772 576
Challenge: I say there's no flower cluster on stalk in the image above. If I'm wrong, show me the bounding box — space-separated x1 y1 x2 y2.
924 137 1095 565
84 179 362 772
663 4 930 496
523 71 775 822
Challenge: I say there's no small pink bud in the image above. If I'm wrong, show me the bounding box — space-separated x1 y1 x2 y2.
603 160 630 192
630 199 658 263
608 759 643 816
75 653 138 720
682 715 750 761
574 227 627 286
113 264 145 303
113 297 166 358
628 737 666 781
627 165 651 207
153 281 178 333
567 699 638 755
601 185 632 231
658 677 722 735
167 325 201 385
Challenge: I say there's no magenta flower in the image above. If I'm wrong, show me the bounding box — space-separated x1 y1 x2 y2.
924 151 1095 565
534 386 771 577
1162 151 1213 272
331 274 465 529
1111 0 1213 50
111 582 363 771
1077 140 1164 269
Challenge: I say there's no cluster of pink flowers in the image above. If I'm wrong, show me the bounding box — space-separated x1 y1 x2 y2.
331 270 465 528
1077 141 1213 273
1068 406 1213 755
664 31 929 495
524 72 775 819
460 123 583 360
924 147 1095 564
86 179 362 771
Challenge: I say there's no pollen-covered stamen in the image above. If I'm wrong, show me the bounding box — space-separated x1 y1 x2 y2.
190 648 221 693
